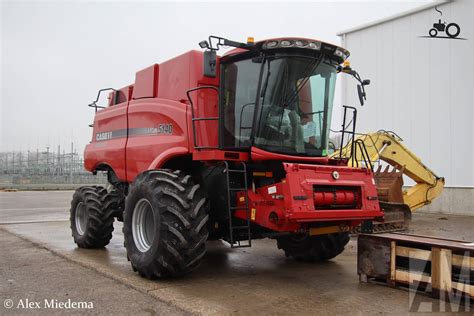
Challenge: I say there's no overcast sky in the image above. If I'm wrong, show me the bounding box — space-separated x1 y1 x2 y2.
1 0 432 153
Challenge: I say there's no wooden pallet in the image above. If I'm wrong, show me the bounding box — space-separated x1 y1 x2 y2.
358 233 473 301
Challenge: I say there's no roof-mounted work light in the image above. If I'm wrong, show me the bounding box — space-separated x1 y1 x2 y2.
199 41 209 49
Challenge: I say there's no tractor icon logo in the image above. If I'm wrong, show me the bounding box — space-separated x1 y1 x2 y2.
420 6 466 40
429 19 460 38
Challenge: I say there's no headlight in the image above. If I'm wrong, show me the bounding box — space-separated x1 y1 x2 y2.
262 38 321 51
294 40 307 47
264 40 278 48
308 42 321 50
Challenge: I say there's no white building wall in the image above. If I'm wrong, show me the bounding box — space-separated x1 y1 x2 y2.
339 0 473 213
342 0 474 188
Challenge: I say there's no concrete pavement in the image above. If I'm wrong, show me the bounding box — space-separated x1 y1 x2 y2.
0 230 187 315
1 191 472 314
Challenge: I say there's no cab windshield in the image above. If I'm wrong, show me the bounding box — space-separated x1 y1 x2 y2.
221 54 337 157
255 56 337 156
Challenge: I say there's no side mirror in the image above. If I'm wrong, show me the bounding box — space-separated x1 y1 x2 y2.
357 80 370 106
357 84 365 106
203 50 217 78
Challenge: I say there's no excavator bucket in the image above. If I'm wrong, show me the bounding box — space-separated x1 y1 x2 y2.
351 165 411 234
373 165 404 204
371 165 411 232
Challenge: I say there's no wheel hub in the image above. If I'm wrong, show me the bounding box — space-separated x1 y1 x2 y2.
132 198 156 252
75 202 87 235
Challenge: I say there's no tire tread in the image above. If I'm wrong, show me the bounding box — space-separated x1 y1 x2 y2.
70 186 121 248
123 169 209 278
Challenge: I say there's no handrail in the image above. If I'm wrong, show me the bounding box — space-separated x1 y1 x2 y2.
88 88 117 112
186 86 219 150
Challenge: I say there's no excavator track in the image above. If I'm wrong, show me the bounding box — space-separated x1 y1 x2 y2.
351 223 406 234
351 202 412 234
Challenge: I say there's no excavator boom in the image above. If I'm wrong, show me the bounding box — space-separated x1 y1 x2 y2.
332 130 445 231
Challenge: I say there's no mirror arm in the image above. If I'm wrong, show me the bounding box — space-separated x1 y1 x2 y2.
205 35 256 52
199 36 257 78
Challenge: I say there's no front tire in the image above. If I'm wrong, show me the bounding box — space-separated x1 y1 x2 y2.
277 233 350 262
123 170 209 278
70 186 115 248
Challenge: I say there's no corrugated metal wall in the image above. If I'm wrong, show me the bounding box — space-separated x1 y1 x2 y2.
340 0 473 188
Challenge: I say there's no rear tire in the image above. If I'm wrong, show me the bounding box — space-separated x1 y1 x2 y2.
102 188 125 221
277 233 350 262
123 169 209 278
70 186 115 248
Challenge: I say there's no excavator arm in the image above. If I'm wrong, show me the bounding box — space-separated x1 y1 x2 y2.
332 131 445 211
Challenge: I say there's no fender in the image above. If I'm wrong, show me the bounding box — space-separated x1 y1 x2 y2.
84 146 127 181
147 146 189 170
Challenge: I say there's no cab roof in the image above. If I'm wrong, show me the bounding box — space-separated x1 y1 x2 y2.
222 37 350 63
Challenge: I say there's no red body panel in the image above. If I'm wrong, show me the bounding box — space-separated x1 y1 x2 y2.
126 98 189 181
192 150 249 162
84 51 220 182
84 86 132 180
133 64 159 99
234 163 383 232
251 147 330 164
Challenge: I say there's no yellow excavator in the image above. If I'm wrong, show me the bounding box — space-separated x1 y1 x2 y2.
331 130 445 232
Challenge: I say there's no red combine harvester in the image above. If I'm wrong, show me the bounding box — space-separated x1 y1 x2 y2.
71 36 382 278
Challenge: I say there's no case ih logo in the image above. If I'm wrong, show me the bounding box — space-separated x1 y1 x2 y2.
420 6 466 40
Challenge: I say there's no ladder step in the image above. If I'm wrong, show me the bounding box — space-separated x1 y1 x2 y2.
225 161 251 247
